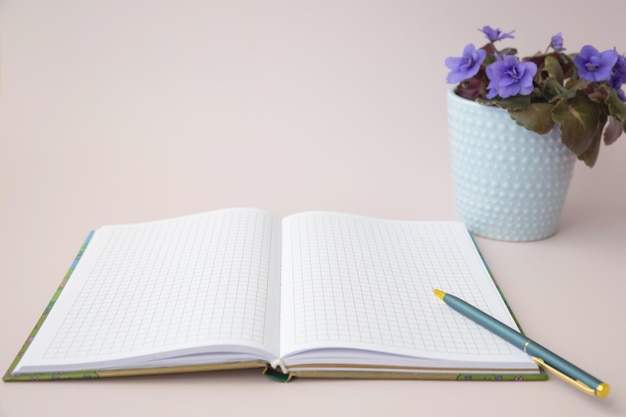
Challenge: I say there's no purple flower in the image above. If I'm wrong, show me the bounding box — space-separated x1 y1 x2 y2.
609 75 626 102
550 33 565 51
574 45 618 82
609 54 626 102
613 52 626 83
479 26 515 42
485 55 537 99
445 43 487 84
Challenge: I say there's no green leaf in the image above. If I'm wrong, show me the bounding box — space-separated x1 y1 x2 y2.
564 78 588 91
605 87 626 124
577 122 604 167
542 78 569 103
581 107 607 167
508 103 555 134
478 95 530 111
551 92 601 159
544 55 564 85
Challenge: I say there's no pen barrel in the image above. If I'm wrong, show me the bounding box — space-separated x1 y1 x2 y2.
443 293 605 394
525 341 603 390
443 294 528 349
443 293 528 348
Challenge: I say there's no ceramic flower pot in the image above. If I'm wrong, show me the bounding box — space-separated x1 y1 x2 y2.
447 88 576 241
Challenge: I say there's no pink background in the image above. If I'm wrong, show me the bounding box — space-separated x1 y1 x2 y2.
1 1 625 416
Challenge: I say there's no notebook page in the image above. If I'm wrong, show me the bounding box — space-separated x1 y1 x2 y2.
16 208 281 372
279 212 532 365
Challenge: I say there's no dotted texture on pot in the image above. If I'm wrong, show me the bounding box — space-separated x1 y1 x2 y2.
447 89 576 241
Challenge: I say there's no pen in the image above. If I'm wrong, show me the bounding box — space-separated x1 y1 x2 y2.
433 289 610 398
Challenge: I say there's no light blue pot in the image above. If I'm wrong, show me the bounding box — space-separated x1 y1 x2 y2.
447 88 576 241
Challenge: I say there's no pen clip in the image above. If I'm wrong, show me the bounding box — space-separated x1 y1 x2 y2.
531 357 598 397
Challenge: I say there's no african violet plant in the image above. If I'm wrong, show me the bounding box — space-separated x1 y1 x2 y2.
445 26 626 167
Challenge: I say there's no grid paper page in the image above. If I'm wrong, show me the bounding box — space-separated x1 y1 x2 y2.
22 209 280 366
280 212 521 359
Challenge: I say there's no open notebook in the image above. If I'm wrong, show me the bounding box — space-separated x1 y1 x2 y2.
4 208 543 381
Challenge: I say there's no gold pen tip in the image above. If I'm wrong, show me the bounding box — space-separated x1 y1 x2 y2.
596 383 610 399
433 289 446 300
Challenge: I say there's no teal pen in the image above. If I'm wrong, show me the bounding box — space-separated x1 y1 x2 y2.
433 289 610 398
